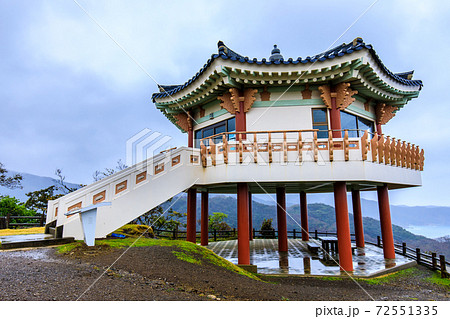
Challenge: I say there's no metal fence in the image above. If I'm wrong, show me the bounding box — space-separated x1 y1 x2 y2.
0 214 45 229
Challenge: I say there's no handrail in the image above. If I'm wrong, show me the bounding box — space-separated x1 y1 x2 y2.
199 129 424 171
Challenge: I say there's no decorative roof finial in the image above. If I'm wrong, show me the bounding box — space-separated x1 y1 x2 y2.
269 44 283 62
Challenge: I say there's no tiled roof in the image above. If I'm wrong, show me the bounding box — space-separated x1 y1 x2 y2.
152 38 422 101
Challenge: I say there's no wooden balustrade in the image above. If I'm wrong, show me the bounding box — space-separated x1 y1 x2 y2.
298 131 303 162
328 130 334 161
313 131 318 162
361 130 369 161
343 130 349 161
209 138 216 166
222 134 228 164
198 129 424 170
365 134 424 170
268 132 273 164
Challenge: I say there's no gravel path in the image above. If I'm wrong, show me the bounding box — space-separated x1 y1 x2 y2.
0 246 448 301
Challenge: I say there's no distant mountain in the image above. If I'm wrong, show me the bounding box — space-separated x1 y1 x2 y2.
0 171 81 203
251 194 450 229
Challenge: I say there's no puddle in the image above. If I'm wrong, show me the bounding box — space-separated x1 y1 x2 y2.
208 239 413 276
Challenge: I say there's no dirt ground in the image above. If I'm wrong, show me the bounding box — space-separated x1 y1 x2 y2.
0 245 448 301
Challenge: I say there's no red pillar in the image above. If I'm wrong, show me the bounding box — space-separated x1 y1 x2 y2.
200 191 209 246
237 183 250 265
188 129 194 148
333 181 353 272
376 123 383 136
329 89 342 138
300 191 309 241
236 99 246 132
248 192 253 241
276 187 288 252
186 188 197 243
352 190 365 248
377 184 395 259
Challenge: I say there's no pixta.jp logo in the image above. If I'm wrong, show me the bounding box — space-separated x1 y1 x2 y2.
126 129 173 166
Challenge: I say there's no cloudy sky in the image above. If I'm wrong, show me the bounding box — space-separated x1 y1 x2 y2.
1 0 449 206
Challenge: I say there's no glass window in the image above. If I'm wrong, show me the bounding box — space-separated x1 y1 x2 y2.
312 108 329 138
340 112 358 138
194 117 236 148
194 130 202 148
357 117 374 135
341 111 375 137
214 124 226 143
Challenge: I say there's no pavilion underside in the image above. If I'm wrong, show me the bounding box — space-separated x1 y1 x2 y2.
195 180 420 194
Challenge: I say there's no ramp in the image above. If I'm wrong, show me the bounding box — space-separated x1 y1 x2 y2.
46 147 202 240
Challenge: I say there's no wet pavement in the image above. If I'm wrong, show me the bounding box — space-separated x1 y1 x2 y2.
207 239 415 277
0 234 53 244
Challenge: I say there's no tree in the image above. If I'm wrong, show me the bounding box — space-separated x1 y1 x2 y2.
260 218 275 238
208 212 231 232
0 196 36 226
54 168 83 194
136 199 186 232
0 162 22 189
25 185 63 215
93 159 128 182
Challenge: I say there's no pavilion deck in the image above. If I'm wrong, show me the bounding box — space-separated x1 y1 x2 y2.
207 238 415 277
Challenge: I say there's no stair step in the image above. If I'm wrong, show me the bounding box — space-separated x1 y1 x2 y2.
0 237 75 250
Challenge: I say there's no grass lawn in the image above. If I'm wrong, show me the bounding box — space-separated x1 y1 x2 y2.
0 227 45 236
58 237 260 280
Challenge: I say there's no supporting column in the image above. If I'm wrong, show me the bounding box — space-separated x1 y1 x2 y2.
329 89 342 138
333 181 353 272
248 191 253 241
188 129 194 148
237 183 250 265
276 187 288 252
236 94 247 132
352 189 365 248
200 191 209 246
377 184 395 259
300 191 309 241
376 123 383 136
186 188 197 243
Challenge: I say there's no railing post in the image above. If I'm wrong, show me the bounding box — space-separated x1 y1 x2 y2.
377 235 381 247
6 213 10 229
40 213 45 227
315 229 318 239
253 228 255 239
214 229 217 242
293 229 296 239
432 252 437 270
439 255 447 278
416 248 421 264
233 228 236 237
402 242 407 255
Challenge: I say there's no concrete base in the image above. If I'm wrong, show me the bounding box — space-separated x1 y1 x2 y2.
0 237 75 250
237 264 258 273
209 239 417 277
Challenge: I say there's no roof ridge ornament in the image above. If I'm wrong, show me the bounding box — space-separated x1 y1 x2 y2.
269 44 283 62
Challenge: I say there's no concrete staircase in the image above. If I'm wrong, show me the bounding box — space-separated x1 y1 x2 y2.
45 147 202 241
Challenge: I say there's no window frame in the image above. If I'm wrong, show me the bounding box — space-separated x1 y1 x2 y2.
312 108 329 138
194 118 236 147
340 110 375 137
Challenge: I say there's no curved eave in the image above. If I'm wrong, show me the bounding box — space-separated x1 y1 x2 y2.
154 55 420 109
152 41 422 103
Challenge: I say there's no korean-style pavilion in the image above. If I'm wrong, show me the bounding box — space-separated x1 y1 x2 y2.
46 38 424 272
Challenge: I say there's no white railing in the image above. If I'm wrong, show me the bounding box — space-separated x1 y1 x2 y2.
46 147 201 224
